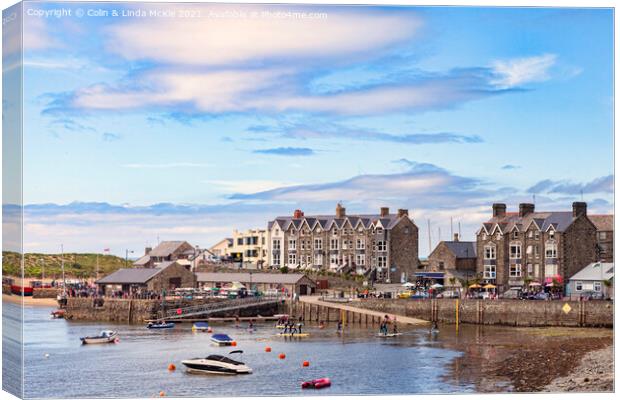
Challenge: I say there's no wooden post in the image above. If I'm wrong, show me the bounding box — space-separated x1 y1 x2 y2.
455 299 459 332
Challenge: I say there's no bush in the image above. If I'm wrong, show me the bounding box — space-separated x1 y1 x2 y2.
280 266 289 274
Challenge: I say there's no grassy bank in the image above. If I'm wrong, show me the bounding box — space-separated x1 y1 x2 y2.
2 251 129 279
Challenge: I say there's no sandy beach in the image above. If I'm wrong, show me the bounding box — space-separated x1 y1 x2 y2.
2 294 59 307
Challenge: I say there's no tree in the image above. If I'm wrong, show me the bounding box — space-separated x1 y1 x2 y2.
280 266 289 274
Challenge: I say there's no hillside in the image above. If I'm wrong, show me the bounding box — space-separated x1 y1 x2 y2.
2 251 130 279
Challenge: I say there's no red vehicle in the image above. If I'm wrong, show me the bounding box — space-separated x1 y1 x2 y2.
10 285 34 296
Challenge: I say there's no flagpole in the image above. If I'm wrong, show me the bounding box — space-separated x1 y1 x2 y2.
61 244 66 296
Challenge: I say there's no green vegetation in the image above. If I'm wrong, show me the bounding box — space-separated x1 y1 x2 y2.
2 251 129 279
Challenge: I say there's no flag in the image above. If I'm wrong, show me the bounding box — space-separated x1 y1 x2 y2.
103 248 110 253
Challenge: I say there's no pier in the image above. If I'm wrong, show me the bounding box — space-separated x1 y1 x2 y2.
290 296 428 326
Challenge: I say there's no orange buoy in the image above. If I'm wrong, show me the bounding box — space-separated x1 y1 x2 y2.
265 346 272 352
207 327 213 333
159 391 165 397
231 341 237 347
302 360 310 367
278 353 286 360
167 363 176 372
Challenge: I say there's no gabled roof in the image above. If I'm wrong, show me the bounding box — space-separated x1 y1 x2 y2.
133 255 151 266
443 241 477 258
569 262 614 281
195 272 313 285
482 211 580 234
96 267 163 284
148 241 191 257
589 215 614 232
268 212 413 232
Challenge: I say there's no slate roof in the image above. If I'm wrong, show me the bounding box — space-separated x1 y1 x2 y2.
569 262 614 281
268 213 410 231
482 211 581 233
589 215 614 232
443 241 477 258
96 268 163 284
195 272 313 285
148 241 190 257
133 255 151 266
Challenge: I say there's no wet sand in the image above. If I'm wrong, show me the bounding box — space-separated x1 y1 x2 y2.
2 294 59 307
441 325 613 392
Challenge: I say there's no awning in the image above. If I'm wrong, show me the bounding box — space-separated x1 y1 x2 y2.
483 284 496 289
469 284 482 289
415 272 445 279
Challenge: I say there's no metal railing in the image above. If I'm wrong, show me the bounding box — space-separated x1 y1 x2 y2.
158 296 281 320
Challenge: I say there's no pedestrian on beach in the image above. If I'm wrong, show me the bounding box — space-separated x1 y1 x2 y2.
337 320 342 333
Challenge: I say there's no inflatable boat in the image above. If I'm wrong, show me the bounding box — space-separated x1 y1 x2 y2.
302 378 331 389
146 321 175 329
192 322 209 331
211 333 234 346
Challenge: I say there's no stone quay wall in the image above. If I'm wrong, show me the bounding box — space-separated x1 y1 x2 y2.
354 298 613 328
33 288 60 298
281 298 613 328
63 297 280 323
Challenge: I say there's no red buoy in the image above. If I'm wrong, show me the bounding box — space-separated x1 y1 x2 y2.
265 346 272 352
231 341 237 347
176 308 182 315
278 353 286 360
167 363 176 372
302 360 310 367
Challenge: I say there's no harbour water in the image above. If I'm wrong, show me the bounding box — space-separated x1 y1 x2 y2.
13 302 477 398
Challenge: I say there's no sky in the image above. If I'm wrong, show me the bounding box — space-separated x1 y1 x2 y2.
2 2 614 257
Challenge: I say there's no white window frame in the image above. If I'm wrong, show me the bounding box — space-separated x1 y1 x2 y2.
377 241 387 252
594 281 602 292
575 281 583 291
545 242 557 259
288 239 297 250
484 265 496 279
356 254 365 266
314 254 323 266
288 253 297 266
510 243 522 259
272 240 281 251
356 238 365 250
377 256 387 268
544 264 558 277
509 263 522 277
330 238 339 250
484 245 496 260
314 238 322 250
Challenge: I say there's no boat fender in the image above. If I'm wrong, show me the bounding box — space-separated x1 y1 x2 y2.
231 341 237 347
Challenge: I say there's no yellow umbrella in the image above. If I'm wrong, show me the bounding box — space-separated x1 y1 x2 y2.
483 284 496 289
468 283 482 289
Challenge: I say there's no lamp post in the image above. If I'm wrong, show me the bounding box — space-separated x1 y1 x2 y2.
40 258 45 287
125 249 134 268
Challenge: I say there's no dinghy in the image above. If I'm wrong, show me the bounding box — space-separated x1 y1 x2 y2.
146 321 175 329
211 333 234 346
192 322 209 332
182 350 251 375
80 330 118 345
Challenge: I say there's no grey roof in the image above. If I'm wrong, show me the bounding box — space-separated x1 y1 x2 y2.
148 241 190 257
133 255 151 266
443 241 477 258
589 215 614 231
96 268 163 284
569 262 614 281
268 212 411 231
483 211 582 233
196 272 312 285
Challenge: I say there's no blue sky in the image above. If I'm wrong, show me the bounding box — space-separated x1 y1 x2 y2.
4 3 613 256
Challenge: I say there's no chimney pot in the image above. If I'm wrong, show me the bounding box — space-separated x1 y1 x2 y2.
519 203 535 217
572 202 587 218
380 207 390 217
293 209 304 219
145 247 152 255
398 209 408 217
453 233 459 242
492 203 507 218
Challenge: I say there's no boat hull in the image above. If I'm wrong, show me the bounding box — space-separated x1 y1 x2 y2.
182 360 252 375
81 333 118 345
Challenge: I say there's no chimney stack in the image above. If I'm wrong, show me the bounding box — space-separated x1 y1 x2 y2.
519 203 535 217
397 209 409 218
572 202 587 218
453 233 459 242
145 247 152 255
380 207 389 217
293 209 304 219
492 203 507 218
336 203 346 218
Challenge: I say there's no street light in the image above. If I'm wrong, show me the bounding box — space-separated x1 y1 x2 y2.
125 249 134 267
40 258 45 287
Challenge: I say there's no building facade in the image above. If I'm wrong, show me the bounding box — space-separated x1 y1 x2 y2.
229 229 269 267
133 240 198 268
208 238 233 259
195 272 316 296
267 204 419 283
96 261 197 296
476 202 598 292
589 215 614 262
427 234 477 287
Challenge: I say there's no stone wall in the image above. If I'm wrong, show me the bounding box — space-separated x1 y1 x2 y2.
355 298 612 328
33 288 60 298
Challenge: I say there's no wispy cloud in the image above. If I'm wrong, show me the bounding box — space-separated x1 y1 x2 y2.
527 175 613 195
50 118 97 133
501 164 520 170
204 180 298 194
102 132 121 142
490 54 557 88
252 147 315 156
122 162 213 169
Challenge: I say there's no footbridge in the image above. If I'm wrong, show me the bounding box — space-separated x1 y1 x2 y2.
152 296 281 322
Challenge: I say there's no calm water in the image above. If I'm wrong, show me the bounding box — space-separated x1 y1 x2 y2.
12 302 476 398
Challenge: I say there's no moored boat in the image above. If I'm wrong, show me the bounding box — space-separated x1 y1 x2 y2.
147 321 175 329
182 351 252 375
192 322 209 331
50 309 66 319
80 330 118 345
302 378 331 389
211 333 234 346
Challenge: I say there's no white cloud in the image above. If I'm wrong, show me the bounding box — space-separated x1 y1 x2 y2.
204 180 298 194
490 54 557 88
105 6 421 66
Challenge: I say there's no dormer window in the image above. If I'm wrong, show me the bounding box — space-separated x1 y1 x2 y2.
376 228 384 234
534 230 540 240
549 230 555 239
512 231 518 239
496 233 501 240
482 233 487 240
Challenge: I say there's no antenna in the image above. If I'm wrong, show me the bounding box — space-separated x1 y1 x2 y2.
458 221 462 238
438 227 441 243
450 217 454 238
427 219 432 254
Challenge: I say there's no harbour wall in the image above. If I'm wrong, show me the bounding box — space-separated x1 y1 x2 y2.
284 298 613 328
63 298 280 323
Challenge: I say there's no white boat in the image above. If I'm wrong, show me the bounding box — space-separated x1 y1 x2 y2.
80 330 118 345
210 333 234 346
182 351 252 375
376 332 403 337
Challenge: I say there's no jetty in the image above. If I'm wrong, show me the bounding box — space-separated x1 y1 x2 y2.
294 296 428 325
149 297 281 322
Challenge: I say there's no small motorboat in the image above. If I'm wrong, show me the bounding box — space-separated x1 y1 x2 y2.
80 330 118 345
376 332 403 337
277 332 309 337
192 322 209 332
211 333 234 346
302 378 331 389
50 310 66 319
147 321 175 329
182 351 252 375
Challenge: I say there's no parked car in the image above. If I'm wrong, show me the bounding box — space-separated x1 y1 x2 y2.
500 288 522 299
441 290 460 299
580 291 604 300
265 289 279 297
398 291 414 299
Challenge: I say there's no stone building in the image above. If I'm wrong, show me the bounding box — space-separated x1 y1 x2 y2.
589 215 614 262
427 234 477 287
475 202 598 293
133 240 198 268
267 203 419 283
196 272 316 296
208 238 233 259
96 261 197 296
